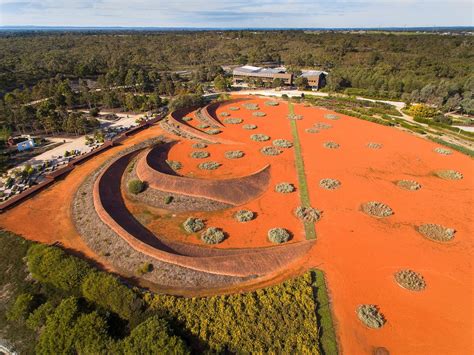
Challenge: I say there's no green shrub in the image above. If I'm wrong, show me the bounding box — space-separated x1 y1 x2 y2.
268 228 290 243
198 161 221 170
273 139 293 148
260 146 281 156
265 101 279 106
234 210 254 222
219 112 230 117
201 227 225 244
7 293 36 322
206 129 222 135
26 302 55 330
250 134 270 142
229 106 240 111
197 123 210 129
164 195 173 204
252 111 266 117
243 124 257 130
192 142 207 149
287 113 303 120
166 160 182 171
357 305 386 329
182 116 193 122
295 206 322 222
243 103 259 110
223 118 243 124
225 150 244 159
190 150 210 159
183 217 205 233
137 262 153 275
275 182 295 193
128 179 145 194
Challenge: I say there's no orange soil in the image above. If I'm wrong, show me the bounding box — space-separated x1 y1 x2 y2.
1 97 473 354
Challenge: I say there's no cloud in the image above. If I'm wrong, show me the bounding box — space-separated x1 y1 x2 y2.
0 0 472 27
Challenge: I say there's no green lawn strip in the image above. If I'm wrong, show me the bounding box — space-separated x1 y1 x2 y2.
311 269 339 355
427 136 474 157
288 102 316 240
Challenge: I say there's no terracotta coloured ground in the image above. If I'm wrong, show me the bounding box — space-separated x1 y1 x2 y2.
1 96 473 354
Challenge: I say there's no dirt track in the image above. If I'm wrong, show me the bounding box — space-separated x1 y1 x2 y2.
1 97 473 354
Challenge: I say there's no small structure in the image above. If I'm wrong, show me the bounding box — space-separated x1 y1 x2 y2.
300 70 328 90
8 135 36 152
233 65 293 85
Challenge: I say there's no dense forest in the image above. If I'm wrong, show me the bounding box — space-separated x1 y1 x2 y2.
0 30 473 137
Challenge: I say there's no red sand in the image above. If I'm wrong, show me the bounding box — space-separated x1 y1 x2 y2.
1 97 473 354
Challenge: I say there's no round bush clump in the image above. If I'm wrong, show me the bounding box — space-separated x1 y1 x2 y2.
251 134 270 142
265 100 279 106
201 227 225 244
397 180 421 191
243 124 257 130
287 113 303 120
416 224 455 242
260 146 282 156
319 178 341 190
219 112 230 117
190 150 210 159
243 103 259 110
197 123 210 129
128 179 145 194
306 128 319 134
166 160 182 171
434 170 463 180
252 111 266 117
275 182 295 193
234 210 254 222
198 161 221 170
434 147 452 155
357 305 386 329
273 139 293 148
223 118 243 124
295 206 322 222
325 114 340 120
323 141 340 149
192 142 207 149
268 228 291 244
394 270 426 291
182 116 193 122
183 217 205 233
225 150 244 159
314 122 332 130
206 129 222 135
361 201 393 217
229 106 240 111
367 142 383 149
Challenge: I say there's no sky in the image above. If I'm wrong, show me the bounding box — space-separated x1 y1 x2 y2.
0 0 473 28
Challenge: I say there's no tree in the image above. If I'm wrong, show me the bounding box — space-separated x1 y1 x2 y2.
294 76 309 90
213 75 229 92
7 293 37 322
272 78 284 88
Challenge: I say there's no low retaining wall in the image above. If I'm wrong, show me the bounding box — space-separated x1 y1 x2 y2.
137 145 271 206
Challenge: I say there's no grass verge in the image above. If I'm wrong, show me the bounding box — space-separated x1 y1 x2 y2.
288 102 316 240
427 136 474 157
311 269 338 355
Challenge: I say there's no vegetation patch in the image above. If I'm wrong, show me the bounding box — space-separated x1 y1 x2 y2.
128 179 145 194
225 150 244 159
295 206 323 223
417 224 455 242
325 114 340 120
323 141 340 149
434 170 463 180
394 270 426 291
314 122 332 130
252 111 266 117
357 305 386 329
166 160 182 171
250 133 270 142
306 128 319 134
288 113 304 120
219 112 230 117
273 139 293 148
201 227 225 244
268 228 291 244
206 128 222 135
243 124 257 130
367 142 383 149
397 180 421 190
234 210 255 222
260 146 282 156
198 161 221 170
319 178 341 190
434 147 452 155
192 142 207 149
183 217 205 233
182 116 193 122
137 262 153 275
361 201 393 217
265 100 279 106
228 106 239 111
223 117 243 124
275 182 295 193
190 150 210 159
243 103 259 110
197 123 210 129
